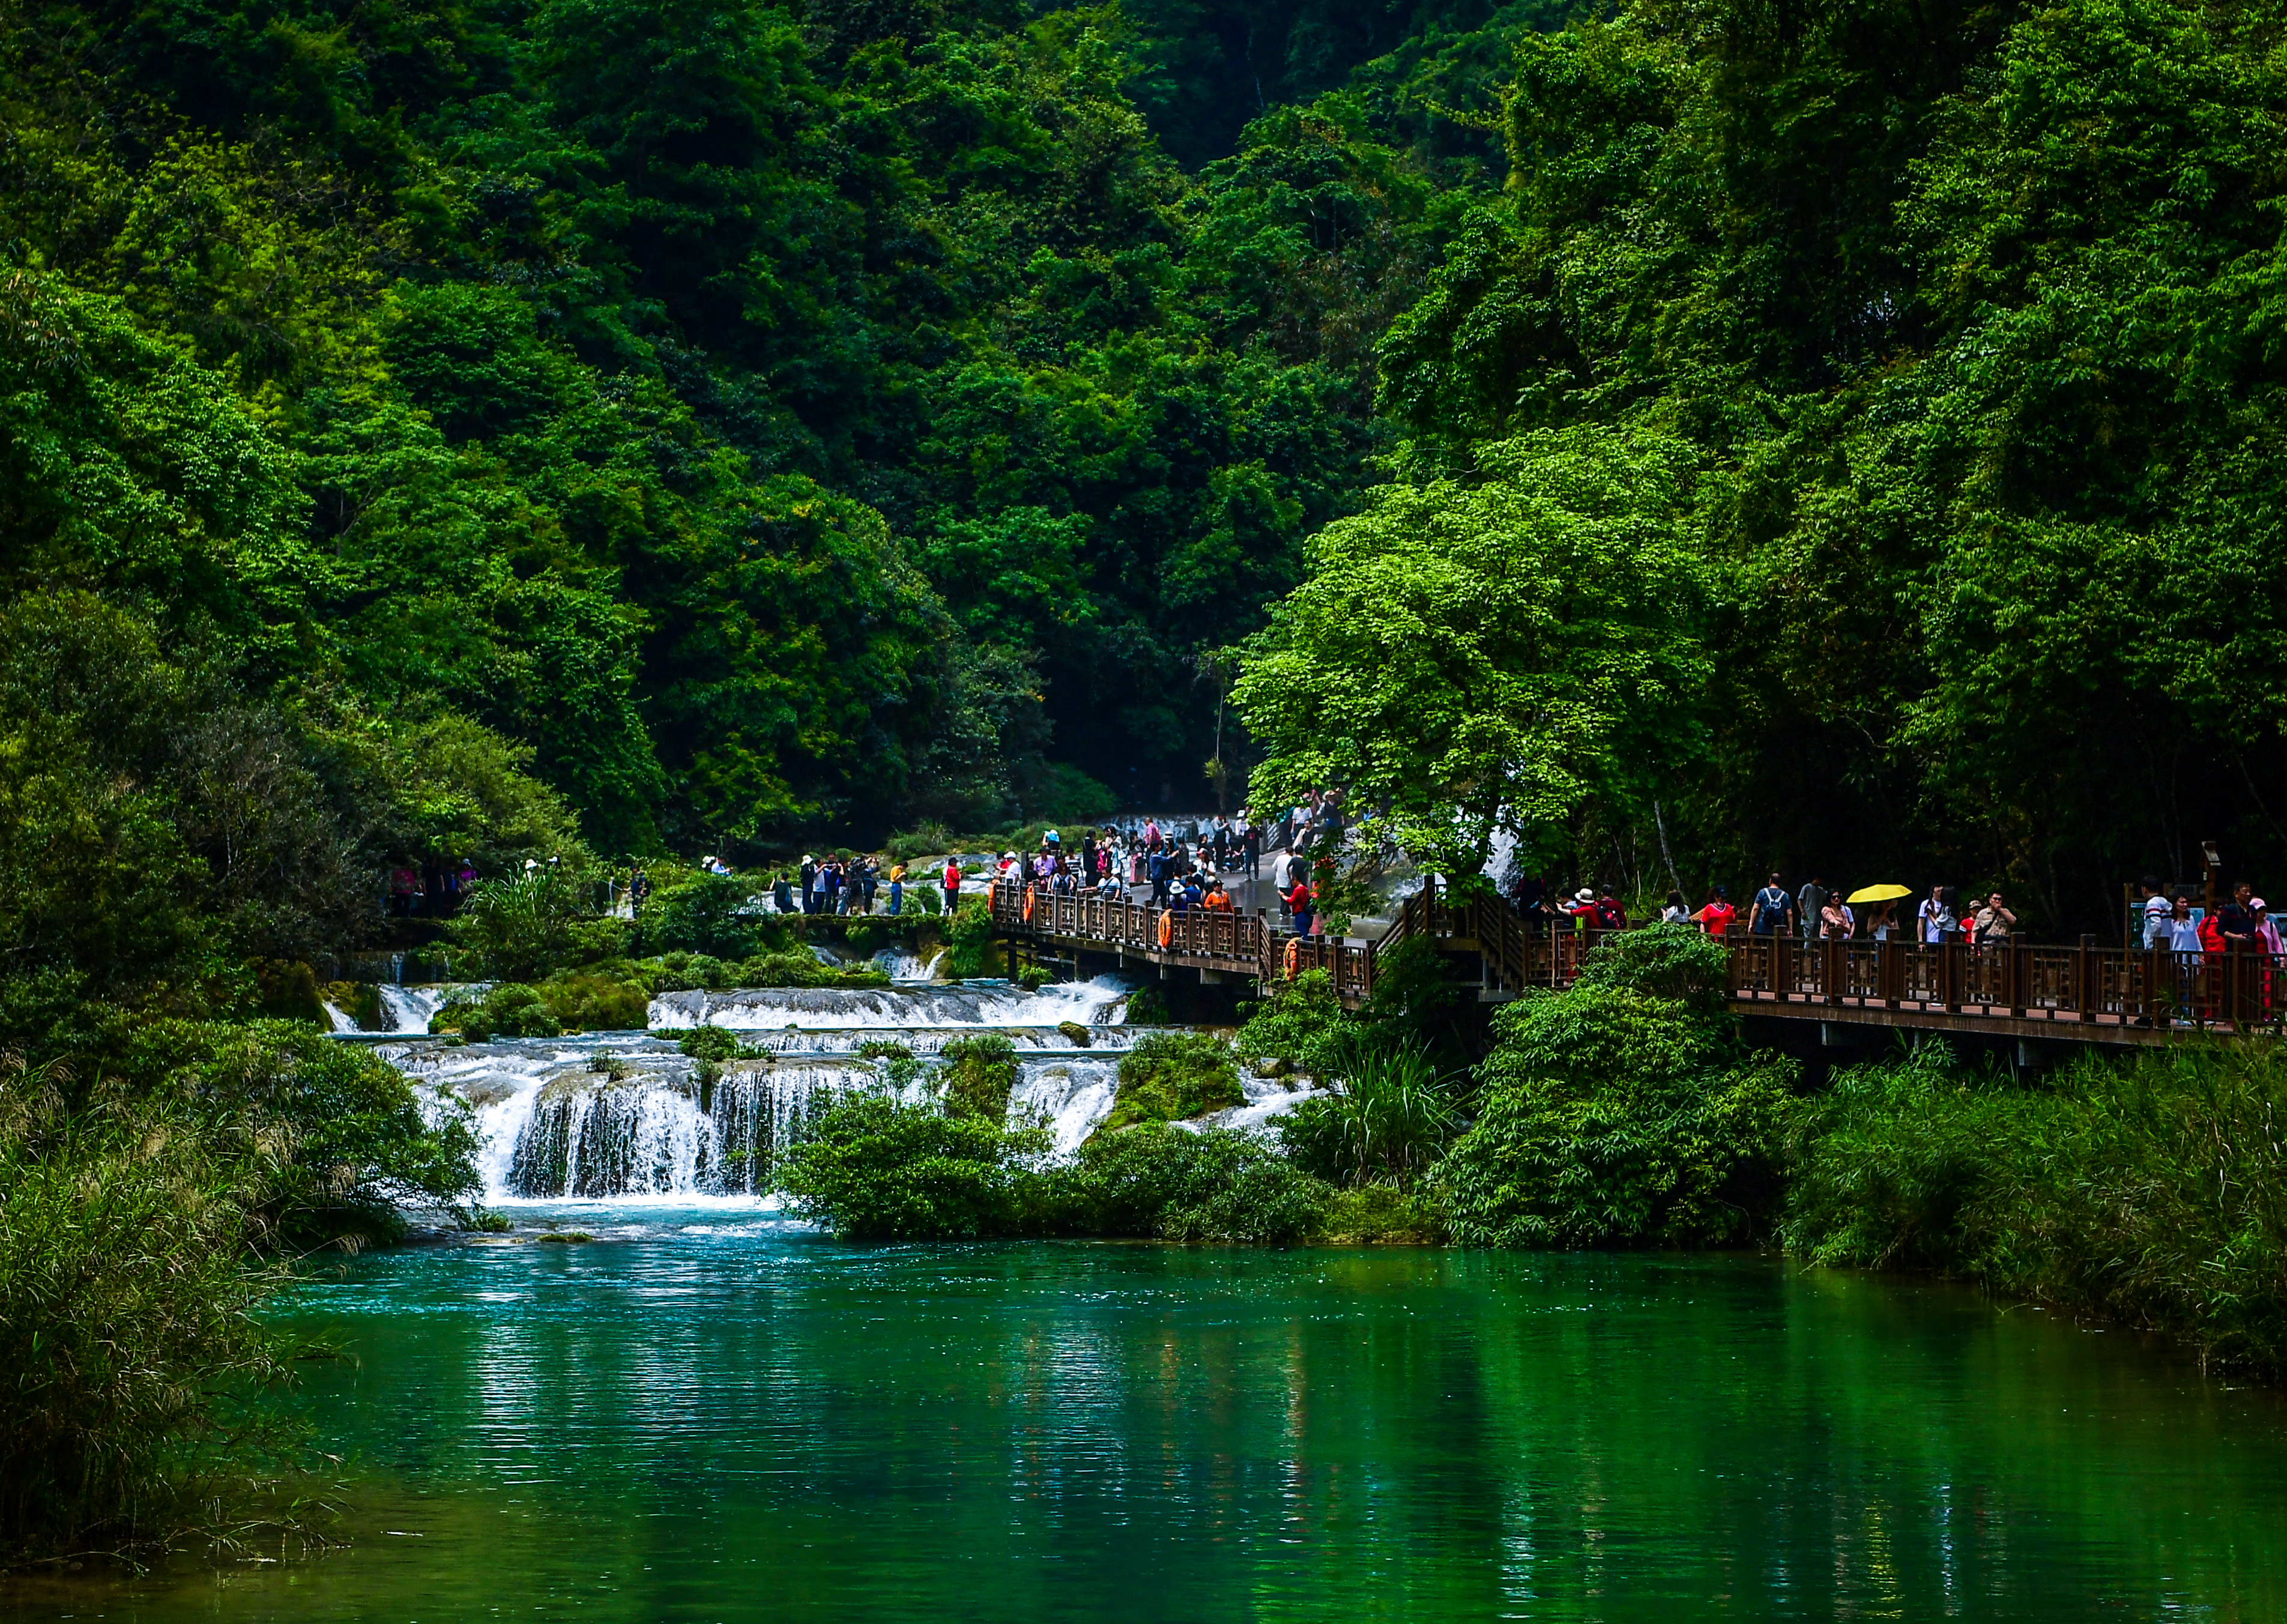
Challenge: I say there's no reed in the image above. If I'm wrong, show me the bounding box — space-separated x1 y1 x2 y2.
1784 1040 2287 1375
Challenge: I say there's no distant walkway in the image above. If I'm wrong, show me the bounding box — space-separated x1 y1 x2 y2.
992 878 2276 1049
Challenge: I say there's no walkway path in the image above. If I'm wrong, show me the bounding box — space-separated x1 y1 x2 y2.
992 878 2275 1049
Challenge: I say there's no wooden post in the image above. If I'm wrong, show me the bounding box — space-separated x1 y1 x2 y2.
2008 940 2027 1019
1940 934 1960 1013
1823 937 1841 1006
1772 934 1793 1003
2077 934 2097 1022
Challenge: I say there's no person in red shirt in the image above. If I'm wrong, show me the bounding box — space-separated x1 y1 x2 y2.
941 859 961 915
1694 886 1738 937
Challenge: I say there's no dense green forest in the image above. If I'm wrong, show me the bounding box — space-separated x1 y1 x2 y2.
5 0 2287 1036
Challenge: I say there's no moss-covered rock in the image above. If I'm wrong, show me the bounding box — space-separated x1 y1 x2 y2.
941 1033 1018 1123
1099 1034 1243 1134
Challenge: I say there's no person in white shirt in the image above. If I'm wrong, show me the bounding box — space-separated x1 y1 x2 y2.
2166 896 2205 1019
2140 875 2174 949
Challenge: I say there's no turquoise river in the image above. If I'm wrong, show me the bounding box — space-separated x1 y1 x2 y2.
11 1209 2287 1622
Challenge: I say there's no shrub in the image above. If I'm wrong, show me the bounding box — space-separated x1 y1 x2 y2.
1572 922 1733 1014
1237 969 1357 1076
940 1033 1018 1122
645 874 765 959
678 1025 744 1063
1101 1033 1243 1132
0 1063 300 1560
1055 1125 1325 1242
941 894 995 977
883 825 953 865
109 1020 483 1240
538 969 650 1031
1317 1182 1446 1243
776 1094 1052 1240
1276 1044 1457 1186
449 869 590 980
1437 985 1796 1248
1783 1040 2287 1375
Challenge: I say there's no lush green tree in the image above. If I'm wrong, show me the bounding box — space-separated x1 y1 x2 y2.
1235 427 1709 877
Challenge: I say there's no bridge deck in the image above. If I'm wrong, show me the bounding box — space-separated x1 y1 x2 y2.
992 880 2277 1048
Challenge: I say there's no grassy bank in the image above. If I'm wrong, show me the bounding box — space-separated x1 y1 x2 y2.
0 1024 484 1566
1784 1040 2287 1377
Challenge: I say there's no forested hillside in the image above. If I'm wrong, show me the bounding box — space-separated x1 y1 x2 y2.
4 0 2285 1021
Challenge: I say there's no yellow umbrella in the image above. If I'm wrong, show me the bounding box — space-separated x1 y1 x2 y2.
1846 883 1912 904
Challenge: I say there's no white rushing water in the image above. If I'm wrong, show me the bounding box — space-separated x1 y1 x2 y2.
378 976 1316 1203
647 974 1128 1031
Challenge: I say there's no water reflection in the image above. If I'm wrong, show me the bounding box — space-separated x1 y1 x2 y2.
11 1233 2287 1622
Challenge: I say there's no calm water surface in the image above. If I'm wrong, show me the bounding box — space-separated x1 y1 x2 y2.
17 1207 2287 1622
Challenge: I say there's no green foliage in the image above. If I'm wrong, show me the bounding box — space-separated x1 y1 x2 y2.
940 1034 1019 1123
451 871 593 982
105 1019 484 1239
1237 969 1359 1075
1573 924 1734 1016
1783 1042 2287 1376
1316 1181 1447 1244
776 1093 1053 1242
1235 429 1709 877
1438 986 1797 1248
0 1062 298 1560
1277 1044 1458 1186
941 895 998 979
678 1026 745 1064
645 875 767 961
1056 1124 1326 1243
1102 1033 1246 1132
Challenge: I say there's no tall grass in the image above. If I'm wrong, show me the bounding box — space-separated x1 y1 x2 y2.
1278 1044 1458 1186
0 1057 304 1561
1784 1040 2287 1374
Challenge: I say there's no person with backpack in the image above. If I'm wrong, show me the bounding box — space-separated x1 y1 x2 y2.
773 872 794 914
1749 873 1793 936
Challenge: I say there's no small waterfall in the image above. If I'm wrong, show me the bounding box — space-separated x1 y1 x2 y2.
377 983 483 1034
1008 1057 1123 1154
648 975 1128 1031
875 947 945 983
502 1063 881 1198
322 1001 359 1033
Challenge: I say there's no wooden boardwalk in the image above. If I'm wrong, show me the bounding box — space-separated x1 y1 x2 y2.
990 879 2280 1049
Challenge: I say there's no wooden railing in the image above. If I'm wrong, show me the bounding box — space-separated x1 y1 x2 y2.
990 878 2287 1036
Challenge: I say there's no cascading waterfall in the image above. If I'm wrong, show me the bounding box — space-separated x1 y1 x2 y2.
378 977 1187 1203
647 975 1129 1031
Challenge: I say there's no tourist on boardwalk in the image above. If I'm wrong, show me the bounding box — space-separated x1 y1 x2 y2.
630 866 652 916
1147 843 1174 905
2167 896 2205 1018
1972 891 2016 944
1285 875 1314 938
1201 877 1233 911
1820 895 1853 939
1750 874 1792 936
941 857 961 914
1918 885 1955 943
1694 886 1736 936
1592 887 1627 931
2220 883 2259 953
1662 890 1690 923
2140 876 2173 948
1796 875 1828 940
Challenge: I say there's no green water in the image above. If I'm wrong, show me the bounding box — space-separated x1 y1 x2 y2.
16 1208 2287 1622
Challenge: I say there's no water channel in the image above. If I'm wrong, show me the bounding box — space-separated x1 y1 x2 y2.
12 977 2287 1621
